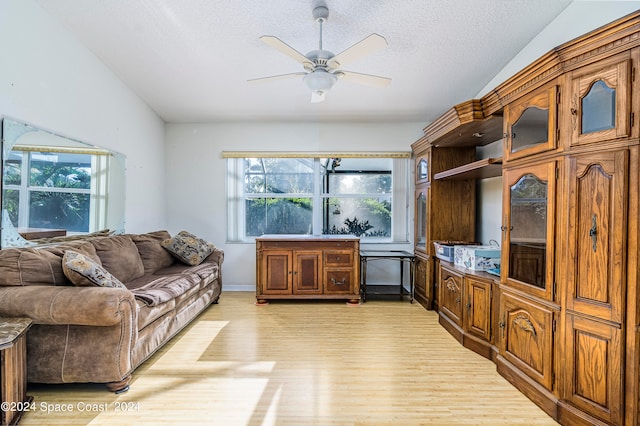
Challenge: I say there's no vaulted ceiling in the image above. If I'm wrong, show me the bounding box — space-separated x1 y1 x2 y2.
35 0 573 123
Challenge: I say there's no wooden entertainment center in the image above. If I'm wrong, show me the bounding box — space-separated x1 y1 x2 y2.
412 11 640 425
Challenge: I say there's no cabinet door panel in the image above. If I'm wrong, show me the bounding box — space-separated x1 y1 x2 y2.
293 251 322 295
439 265 463 326
566 150 627 323
415 186 430 255
260 251 292 294
564 315 623 425
414 255 430 304
464 277 492 342
504 84 558 161
499 292 555 391
502 161 556 301
571 55 631 146
415 151 430 184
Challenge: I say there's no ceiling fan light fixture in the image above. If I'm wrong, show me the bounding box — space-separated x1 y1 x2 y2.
303 69 338 93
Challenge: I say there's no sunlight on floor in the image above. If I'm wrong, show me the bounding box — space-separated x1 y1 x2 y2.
86 320 278 425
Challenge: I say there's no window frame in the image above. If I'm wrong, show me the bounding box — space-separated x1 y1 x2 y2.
3 148 110 233
226 155 410 243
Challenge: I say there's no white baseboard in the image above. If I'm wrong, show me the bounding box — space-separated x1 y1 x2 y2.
223 285 255 292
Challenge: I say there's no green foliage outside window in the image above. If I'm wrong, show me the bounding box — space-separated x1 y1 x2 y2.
2 153 92 232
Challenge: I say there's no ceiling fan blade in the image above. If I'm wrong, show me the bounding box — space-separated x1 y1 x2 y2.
311 91 326 103
247 72 307 84
259 36 314 69
337 70 391 87
327 33 388 70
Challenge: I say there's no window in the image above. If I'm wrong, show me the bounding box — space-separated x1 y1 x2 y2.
2 147 110 233
227 155 410 242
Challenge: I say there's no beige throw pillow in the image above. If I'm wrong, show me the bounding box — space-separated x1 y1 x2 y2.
62 250 126 288
161 231 216 266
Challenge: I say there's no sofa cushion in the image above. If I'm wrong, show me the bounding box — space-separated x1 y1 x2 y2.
130 230 175 274
161 231 216 266
62 250 126 288
0 241 99 286
136 298 176 331
155 262 219 290
91 235 145 283
127 274 201 306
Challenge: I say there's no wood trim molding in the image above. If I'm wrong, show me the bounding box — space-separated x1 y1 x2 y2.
483 10 640 117
221 151 411 158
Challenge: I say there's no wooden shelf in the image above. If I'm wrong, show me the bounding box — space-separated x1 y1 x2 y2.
434 157 502 180
423 100 503 148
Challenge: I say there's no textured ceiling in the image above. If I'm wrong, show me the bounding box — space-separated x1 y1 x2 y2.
35 0 573 123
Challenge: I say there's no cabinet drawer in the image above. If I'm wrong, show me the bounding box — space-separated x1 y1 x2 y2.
324 268 355 294
324 250 353 266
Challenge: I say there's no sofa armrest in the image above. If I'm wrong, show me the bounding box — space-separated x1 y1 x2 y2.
0 285 136 327
204 247 224 265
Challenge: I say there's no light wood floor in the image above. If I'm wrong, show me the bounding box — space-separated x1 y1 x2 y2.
20 291 558 425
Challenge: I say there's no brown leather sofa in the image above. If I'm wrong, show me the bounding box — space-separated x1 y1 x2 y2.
0 230 223 392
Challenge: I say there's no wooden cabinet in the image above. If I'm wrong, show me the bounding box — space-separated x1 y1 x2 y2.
412 12 640 425
413 254 430 306
560 315 624 425
411 135 478 310
439 263 464 330
498 291 556 392
256 236 360 303
502 160 558 302
415 152 430 185
438 262 496 358
504 83 559 161
565 149 628 323
259 250 322 295
559 148 630 425
569 52 632 147
464 275 493 343
414 186 429 255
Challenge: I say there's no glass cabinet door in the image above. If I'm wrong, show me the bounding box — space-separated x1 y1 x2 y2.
570 56 630 146
502 161 556 301
415 187 428 253
504 84 557 161
415 153 429 184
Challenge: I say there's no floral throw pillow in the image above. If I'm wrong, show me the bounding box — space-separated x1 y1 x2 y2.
161 231 216 266
62 250 126 288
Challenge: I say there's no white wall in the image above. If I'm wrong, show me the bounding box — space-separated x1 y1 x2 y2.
164 121 424 287
474 1 640 245
0 0 166 232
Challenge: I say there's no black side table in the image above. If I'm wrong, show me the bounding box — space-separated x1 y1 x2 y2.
360 250 415 302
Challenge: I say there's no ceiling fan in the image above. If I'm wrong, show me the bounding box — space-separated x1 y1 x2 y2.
248 2 391 103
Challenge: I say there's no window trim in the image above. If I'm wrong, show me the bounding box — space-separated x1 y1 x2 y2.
4 149 110 233
226 154 410 243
